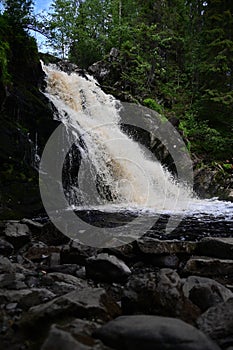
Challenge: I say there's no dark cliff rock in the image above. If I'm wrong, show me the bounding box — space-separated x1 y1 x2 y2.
0 21 59 219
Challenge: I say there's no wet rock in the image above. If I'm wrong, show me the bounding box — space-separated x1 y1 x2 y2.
61 241 97 265
183 256 233 276
197 298 233 348
122 268 200 324
0 273 26 289
41 325 91 350
86 254 131 283
94 315 221 350
197 237 233 259
0 239 14 256
182 276 233 311
20 287 121 334
4 222 31 249
137 238 197 255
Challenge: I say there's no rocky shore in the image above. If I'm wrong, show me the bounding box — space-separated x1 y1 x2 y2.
1 219 233 349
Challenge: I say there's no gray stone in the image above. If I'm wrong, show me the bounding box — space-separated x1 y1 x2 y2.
41 325 91 350
182 276 233 311
86 254 131 283
183 256 233 276
61 241 97 265
94 315 221 350
0 256 15 273
25 244 60 262
0 239 14 256
197 298 233 348
137 238 197 255
4 222 31 249
198 237 233 259
0 273 26 289
40 272 87 296
20 288 121 332
122 268 200 324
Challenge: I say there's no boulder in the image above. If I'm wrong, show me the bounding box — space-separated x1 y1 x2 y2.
4 222 31 249
197 237 233 259
122 268 200 324
40 272 87 296
20 287 121 334
137 238 197 255
61 241 97 265
183 256 233 276
182 276 233 311
41 325 91 350
0 273 26 289
94 315 221 350
86 254 131 283
0 239 14 256
197 298 233 348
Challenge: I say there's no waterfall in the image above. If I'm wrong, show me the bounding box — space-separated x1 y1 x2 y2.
41 62 193 212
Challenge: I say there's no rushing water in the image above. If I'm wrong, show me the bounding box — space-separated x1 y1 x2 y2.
41 62 232 243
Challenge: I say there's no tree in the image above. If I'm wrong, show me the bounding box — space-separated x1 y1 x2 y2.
1 0 34 27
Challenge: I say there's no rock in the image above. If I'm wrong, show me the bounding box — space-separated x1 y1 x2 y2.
137 238 197 255
122 268 200 324
149 254 179 268
20 288 121 334
197 298 233 348
86 254 131 283
39 222 70 245
41 325 91 350
197 237 233 259
61 241 97 265
45 264 79 276
20 218 43 233
182 276 233 311
0 273 26 289
88 61 111 82
0 239 14 256
40 272 87 296
58 318 99 347
0 256 15 273
0 288 56 309
4 222 31 249
94 315 221 350
25 244 60 262
183 256 233 276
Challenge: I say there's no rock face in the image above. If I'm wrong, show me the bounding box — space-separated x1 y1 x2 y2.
94 315 221 350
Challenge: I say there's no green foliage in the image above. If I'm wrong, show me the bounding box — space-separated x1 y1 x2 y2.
179 113 232 159
143 98 163 114
0 40 11 84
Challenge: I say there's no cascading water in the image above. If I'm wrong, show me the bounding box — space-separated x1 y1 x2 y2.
42 63 192 210
40 62 232 246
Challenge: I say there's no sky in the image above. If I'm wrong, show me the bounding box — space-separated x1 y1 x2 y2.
32 0 52 53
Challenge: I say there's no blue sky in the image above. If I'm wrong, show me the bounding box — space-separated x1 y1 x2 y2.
34 0 52 14
32 0 52 53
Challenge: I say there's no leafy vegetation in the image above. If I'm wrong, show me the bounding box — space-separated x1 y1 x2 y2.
0 0 232 163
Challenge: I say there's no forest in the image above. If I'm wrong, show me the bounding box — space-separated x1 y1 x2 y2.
0 0 233 163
